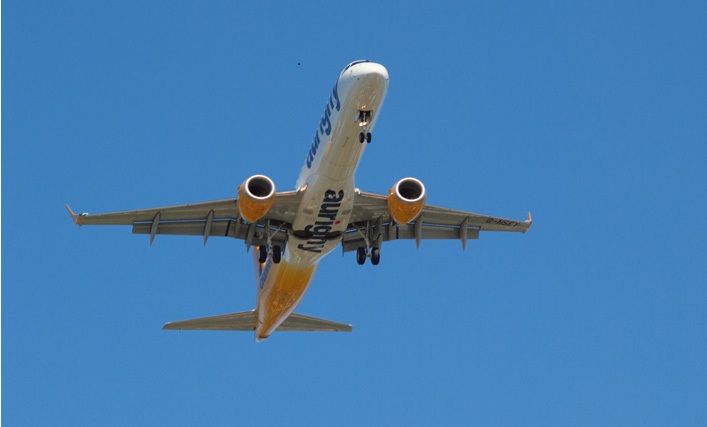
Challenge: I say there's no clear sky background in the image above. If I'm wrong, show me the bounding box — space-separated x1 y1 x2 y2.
3 1 707 425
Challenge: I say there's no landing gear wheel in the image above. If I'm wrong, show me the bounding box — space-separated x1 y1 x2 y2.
366 132 372 143
258 246 267 263
356 247 367 265
359 132 365 143
272 245 282 264
371 247 380 265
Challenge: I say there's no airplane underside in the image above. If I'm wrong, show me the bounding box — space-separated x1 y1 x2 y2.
67 60 531 341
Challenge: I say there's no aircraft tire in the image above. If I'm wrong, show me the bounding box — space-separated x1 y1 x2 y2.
356 247 367 265
258 246 267 263
371 247 380 265
273 245 282 264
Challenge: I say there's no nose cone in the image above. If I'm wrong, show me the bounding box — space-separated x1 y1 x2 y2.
337 61 389 110
340 60 389 83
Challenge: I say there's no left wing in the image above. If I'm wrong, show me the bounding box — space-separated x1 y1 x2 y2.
66 190 303 247
342 190 532 252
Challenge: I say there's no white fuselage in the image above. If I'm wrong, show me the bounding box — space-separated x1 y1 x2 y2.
254 61 389 340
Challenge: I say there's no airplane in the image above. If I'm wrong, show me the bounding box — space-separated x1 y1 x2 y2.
66 60 532 342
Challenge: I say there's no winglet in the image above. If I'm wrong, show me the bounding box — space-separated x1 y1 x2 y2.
523 212 533 233
65 204 83 225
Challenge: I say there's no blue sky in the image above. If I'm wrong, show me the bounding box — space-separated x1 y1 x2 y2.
3 1 707 425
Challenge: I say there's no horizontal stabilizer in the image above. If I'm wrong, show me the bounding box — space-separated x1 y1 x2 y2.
163 310 257 331
277 313 352 332
163 310 352 333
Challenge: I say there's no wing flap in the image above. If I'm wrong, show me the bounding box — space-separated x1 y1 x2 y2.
132 220 287 248
342 222 481 253
133 220 232 237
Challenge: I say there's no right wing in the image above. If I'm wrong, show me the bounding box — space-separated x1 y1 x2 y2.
66 189 303 246
341 190 532 252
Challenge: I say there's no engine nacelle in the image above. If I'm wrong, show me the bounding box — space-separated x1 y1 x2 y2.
238 175 276 223
387 177 426 224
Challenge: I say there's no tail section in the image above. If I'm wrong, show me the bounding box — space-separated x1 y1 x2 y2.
163 310 351 334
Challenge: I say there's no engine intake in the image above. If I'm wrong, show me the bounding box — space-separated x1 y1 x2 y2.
387 177 426 224
238 175 276 222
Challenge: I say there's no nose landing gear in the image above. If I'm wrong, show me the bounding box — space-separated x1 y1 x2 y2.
358 132 372 143
357 110 373 143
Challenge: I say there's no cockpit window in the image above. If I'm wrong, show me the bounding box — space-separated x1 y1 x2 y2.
342 60 370 73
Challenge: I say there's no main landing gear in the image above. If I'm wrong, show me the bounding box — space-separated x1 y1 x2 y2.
355 217 382 266
257 219 283 264
356 246 380 266
258 245 282 264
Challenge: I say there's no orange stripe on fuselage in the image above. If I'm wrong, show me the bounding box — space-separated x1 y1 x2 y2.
255 256 317 340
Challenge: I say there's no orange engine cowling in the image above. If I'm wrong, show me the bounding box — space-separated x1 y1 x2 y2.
387 177 426 224
238 175 276 222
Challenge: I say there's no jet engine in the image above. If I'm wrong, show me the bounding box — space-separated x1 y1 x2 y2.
238 175 276 222
387 177 426 224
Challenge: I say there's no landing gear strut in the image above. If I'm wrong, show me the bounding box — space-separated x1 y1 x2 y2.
355 218 383 265
257 219 283 264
